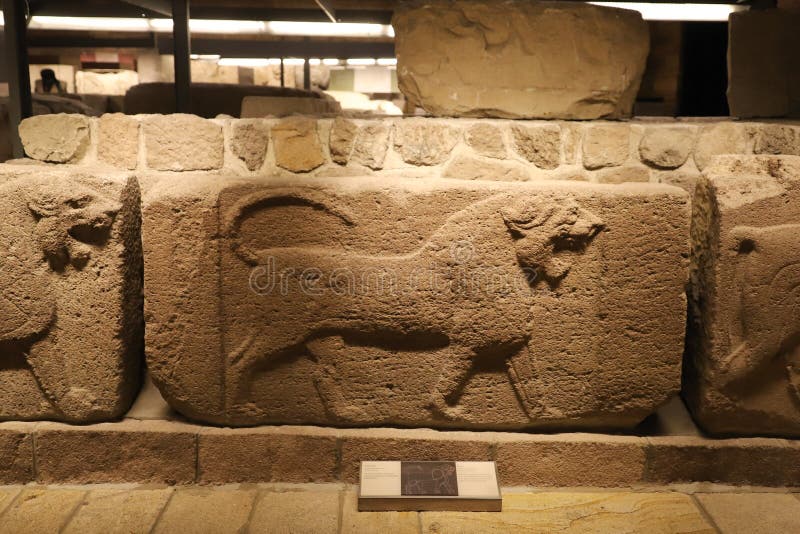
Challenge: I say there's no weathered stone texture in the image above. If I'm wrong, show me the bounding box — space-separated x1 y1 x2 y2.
583 124 630 169
0 167 143 422
597 166 650 184
0 425 33 483
685 155 800 436
144 114 223 171
639 126 695 169
98 113 139 169
19 114 90 163
143 175 689 429
394 119 460 165
694 123 747 171
351 123 390 170
329 117 357 165
231 119 269 171
272 116 325 172
466 123 507 159
154 489 258 534
63 489 173 534
250 489 340 534
751 124 800 156
443 155 529 181
393 1 648 119
511 124 561 169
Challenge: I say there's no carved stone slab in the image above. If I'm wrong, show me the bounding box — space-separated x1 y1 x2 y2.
685 155 800 436
0 166 143 422
143 175 689 428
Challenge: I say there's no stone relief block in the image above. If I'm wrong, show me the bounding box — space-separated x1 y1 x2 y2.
143 175 688 429
685 155 800 436
0 166 143 422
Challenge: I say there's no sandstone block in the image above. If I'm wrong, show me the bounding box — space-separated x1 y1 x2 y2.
583 124 630 169
443 155 529 181
329 117 357 165
394 119 460 165
597 165 650 184
466 123 507 159
231 119 269 171
0 166 142 422
63 489 173 534
98 113 139 169
639 126 695 169
751 123 800 155
393 1 648 119
0 489 87 533
143 174 689 429
0 424 33 483
144 114 223 171
250 489 340 534
696 493 800 534
19 114 90 163
351 123 390 170
342 491 419 533
694 123 747 171
154 489 258 534
511 124 561 169
272 116 325 172
685 155 800 436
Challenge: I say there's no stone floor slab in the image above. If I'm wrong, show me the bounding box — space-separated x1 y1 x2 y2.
249 488 341 534
153 488 258 534
421 492 713 534
341 490 419 534
0 487 21 517
696 492 800 534
0 488 86 534
62 488 173 534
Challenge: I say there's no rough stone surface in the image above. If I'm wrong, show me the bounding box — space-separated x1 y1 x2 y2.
351 123 390 170
342 491 419 534
394 119 460 165
511 124 561 169
696 493 800 534
751 123 800 155
35 421 197 484
443 155 529 181
685 155 800 436
466 123 507 159
583 124 630 169
0 489 86 533
231 119 269 171
639 126 695 169
143 175 689 428
98 113 139 170
272 116 325 172
153 489 258 534
0 425 33 483
63 489 173 534
19 114 90 163
329 117 357 165
656 171 701 194
597 166 650 184
0 166 143 422
144 114 223 171
393 1 648 119
250 489 340 534
694 123 747 171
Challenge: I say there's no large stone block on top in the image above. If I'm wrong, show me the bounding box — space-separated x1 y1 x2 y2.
685 155 800 436
143 174 688 429
392 1 649 119
0 166 143 422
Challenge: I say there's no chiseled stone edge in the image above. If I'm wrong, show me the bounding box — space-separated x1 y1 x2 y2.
2 420 800 487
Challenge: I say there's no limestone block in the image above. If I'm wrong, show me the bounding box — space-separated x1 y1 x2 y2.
443 155 529 181
240 95 341 118
0 166 142 422
751 123 800 156
272 116 325 172
19 114 90 163
511 124 561 169
466 123 507 159
583 124 630 169
143 174 689 428
144 114 223 171
63 489 174 534
694 123 747 171
329 117 357 165
685 155 800 436
393 1 648 119
231 119 269 171
639 126 695 169
351 123 390 170
597 165 650 184
250 490 340 534
394 119 460 165
98 113 139 170
154 489 258 534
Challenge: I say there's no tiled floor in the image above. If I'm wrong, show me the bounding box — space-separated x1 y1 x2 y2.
0 484 798 533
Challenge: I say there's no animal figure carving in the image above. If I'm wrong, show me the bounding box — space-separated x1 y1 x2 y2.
721 224 800 394
223 189 604 420
0 180 120 413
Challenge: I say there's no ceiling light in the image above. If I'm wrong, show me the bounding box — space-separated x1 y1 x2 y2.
377 58 397 66
322 58 341 66
588 2 747 21
218 58 271 67
283 58 306 66
347 58 376 66
190 54 221 60
265 21 394 38
309 59 321 66
27 16 150 32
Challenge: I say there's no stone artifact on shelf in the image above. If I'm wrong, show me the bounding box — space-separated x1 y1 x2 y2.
143 175 689 429
685 155 800 437
392 1 649 119
0 167 143 422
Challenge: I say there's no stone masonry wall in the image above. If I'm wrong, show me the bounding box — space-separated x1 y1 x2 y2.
17 113 800 193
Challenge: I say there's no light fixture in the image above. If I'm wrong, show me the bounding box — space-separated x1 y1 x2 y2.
218 58 271 67
377 58 397 66
347 58 377 66
265 21 394 38
588 2 747 21
283 58 306 66
322 58 341 66
190 54 221 60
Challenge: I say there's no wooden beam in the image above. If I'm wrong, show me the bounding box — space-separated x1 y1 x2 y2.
172 0 191 113
3 0 33 159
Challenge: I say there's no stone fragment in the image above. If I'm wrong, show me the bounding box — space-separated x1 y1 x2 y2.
143 175 689 428
696 493 800 534
597 166 650 184
98 113 139 169
144 114 223 171
249 489 340 534
465 123 507 159
240 95 341 118
19 114 90 163
153 489 258 534
0 489 86 532
694 123 747 171
329 117 357 165
0 167 142 422
639 126 695 169
751 124 800 155
272 116 325 172
685 155 800 436
511 124 561 169
351 123 390 170
443 155 529 181
63 489 174 534
394 119 460 165
393 1 649 119
231 119 269 171
583 124 630 169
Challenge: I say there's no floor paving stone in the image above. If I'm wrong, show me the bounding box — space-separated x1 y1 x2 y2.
341 490 420 534
0 487 21 517
62 488 173 534
249 487 341 534
153 487 258 534
0 488 86 534
696 492 800 534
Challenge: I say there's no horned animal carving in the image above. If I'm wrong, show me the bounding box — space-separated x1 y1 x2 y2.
222 188 605 420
